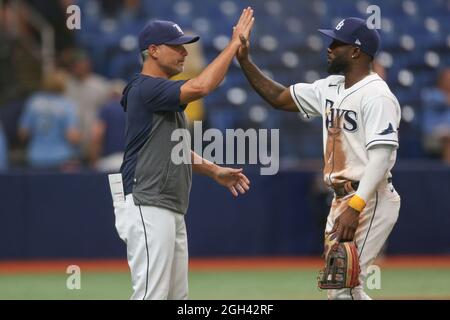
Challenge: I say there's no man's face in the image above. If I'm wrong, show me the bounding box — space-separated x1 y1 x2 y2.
71 59 91 79
156 44 188 77
326 39 353 74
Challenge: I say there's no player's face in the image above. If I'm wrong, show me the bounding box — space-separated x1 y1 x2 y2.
326 39 352 74
156 44 188 77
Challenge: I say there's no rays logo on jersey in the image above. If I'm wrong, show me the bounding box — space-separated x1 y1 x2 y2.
325 99 358 132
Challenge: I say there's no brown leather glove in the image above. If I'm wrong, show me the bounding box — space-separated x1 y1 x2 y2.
318 234 361 289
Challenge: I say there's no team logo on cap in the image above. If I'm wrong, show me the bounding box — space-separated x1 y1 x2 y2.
355 39 361 45
335 19 345 30
173 24 184 34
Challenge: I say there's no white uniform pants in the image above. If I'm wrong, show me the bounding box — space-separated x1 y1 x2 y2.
325 181 401 300
113 194 189 300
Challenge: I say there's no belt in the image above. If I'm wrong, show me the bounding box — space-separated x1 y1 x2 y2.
332 177 392 198
333 181 359 198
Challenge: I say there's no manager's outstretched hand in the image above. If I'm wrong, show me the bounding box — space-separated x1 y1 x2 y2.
235 8 254 63
214 167 250 197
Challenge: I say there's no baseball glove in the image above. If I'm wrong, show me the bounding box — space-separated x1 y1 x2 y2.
318 234 361 289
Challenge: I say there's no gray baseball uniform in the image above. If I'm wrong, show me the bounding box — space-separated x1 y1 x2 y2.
109 73 191 300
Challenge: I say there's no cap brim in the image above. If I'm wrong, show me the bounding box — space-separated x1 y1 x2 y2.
318 29 351 45
165 35 200 45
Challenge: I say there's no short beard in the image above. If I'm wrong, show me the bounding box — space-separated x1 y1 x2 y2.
327 55 350 74
161 64 182 78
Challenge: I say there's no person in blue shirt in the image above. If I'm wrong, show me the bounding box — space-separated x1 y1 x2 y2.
19 70 81 170
109 9 254 300
422 68 450 164
0 122 8 170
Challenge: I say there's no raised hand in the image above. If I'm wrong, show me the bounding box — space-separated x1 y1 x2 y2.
236 33 251 62
231 7 254 48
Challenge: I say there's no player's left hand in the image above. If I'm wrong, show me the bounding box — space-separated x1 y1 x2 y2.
214 167 250 197
330 206 360 242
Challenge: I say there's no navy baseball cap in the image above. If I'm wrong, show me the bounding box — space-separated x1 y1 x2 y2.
318 17 380 57
138 20 200 51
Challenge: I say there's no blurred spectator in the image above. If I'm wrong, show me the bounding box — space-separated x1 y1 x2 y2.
422 68 450 164
62 48 110 163
18 70 81 170
25 0 75 51
0 122 8 170
118 0 145 23
100 0 144 21
89 79 126 172
98 0 123 18
99 0 145 22
0 1 31 105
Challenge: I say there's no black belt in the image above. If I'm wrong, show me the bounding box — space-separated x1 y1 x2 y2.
332 177 392 198
333 181 359 198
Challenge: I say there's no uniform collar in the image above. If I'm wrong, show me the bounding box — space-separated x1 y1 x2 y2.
342 72 382 93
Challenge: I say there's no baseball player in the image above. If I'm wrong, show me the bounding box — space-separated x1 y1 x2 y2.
109 8 254 300
236 17 401 300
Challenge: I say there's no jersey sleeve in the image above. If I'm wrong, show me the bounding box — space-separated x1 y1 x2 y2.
289 79 326 118
140 78 187 112
363 95 400 149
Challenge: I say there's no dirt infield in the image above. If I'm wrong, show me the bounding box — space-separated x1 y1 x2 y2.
0 256 449 274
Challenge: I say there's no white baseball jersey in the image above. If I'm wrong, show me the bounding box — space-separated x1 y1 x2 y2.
290 73 401 187
290 74 402 300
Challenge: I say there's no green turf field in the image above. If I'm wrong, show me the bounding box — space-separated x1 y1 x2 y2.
1 268 449 299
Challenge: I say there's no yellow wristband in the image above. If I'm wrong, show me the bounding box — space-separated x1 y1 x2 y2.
348 195 366 212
